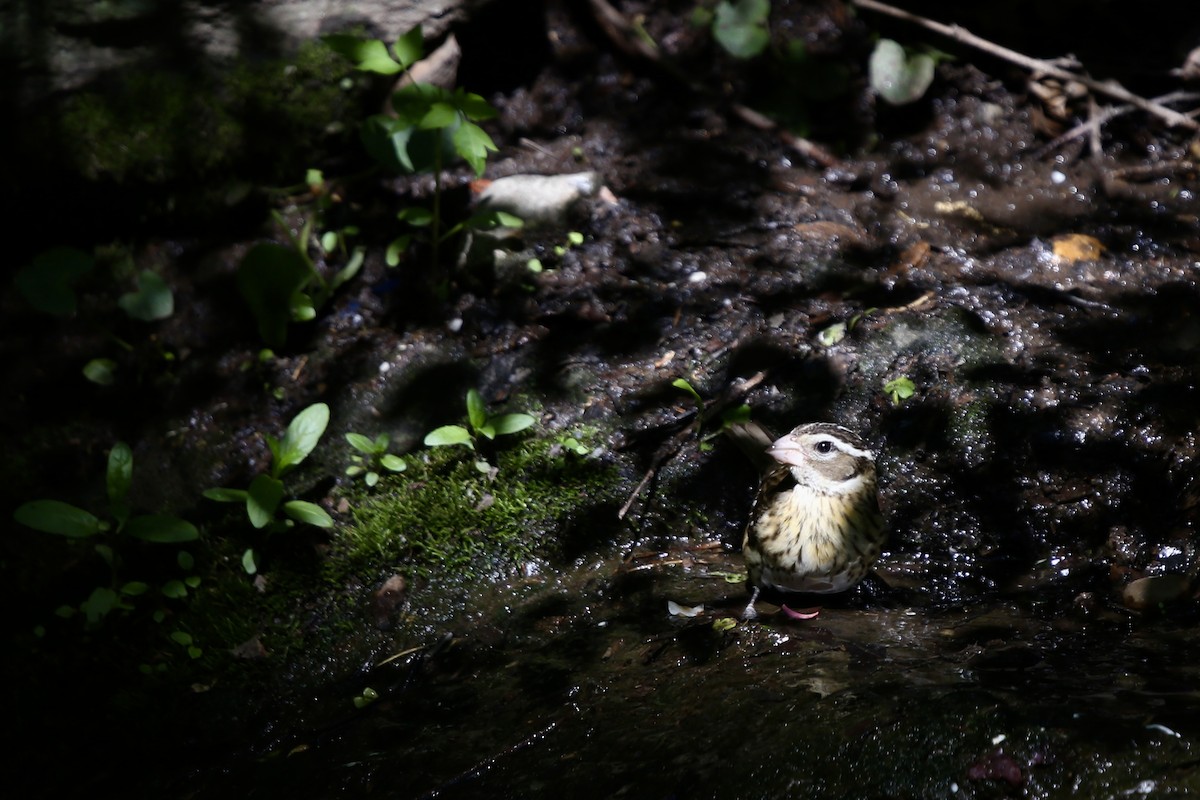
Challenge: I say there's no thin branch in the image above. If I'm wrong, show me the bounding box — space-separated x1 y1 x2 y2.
852 0 1199 130
1037 91 1200 156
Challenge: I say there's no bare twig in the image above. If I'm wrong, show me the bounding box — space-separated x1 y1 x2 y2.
852 0 1200 130
1037 91 1200 156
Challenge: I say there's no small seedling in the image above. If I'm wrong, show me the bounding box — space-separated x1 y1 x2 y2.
869 39 936 106
423 389 535 472
204 403 334 572
345 432 408 487
13 442 200 625
883 376 916 405
673 377 752 451
712 0 770 59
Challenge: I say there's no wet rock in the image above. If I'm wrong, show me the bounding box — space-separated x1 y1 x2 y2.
1122 574 1191 610
371 574 409 628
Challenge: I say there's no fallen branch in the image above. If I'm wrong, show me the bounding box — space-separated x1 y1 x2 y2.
852 0 1200 131
1036 91 1200 156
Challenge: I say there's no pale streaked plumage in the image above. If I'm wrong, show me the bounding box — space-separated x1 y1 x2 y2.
741 422 886 619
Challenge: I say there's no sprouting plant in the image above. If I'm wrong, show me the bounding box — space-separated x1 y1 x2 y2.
238 170 365 348
345 432 408 487
204 402 334 573
816 307 877 347
708 0 771 59
673 377 752 451
324 26 502 272
527 230 585 274
868 39 942 106
423 389 535 472
13 442 201 626
883 376 916 405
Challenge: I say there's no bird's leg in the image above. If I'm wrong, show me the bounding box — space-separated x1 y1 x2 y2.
742 586 761 620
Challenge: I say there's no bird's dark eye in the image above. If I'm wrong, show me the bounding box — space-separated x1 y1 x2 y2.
815 440 834 454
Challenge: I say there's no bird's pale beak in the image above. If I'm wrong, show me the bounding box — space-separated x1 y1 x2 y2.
767 440 805 467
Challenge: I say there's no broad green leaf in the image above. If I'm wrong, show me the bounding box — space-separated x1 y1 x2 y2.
361 115 416 172
203 487 248 503
452 121 497 177
117 270 174 321
323 35 402 74
394 25 424 69
366 472 379 487
177 551 195 570
466 389 487 432
380 454 407 472
185 576 201 588
162 580 188 599
247 475 284 528
869 39 935 106
276 403 329 473
124 514 199 543
419 102 459 130
120 581 149 596
14 500 103 538
237 243 313 349
491 413 535 436
305 168 324 189
283 500 334 528
290 291 316 322
81 587 119 623
476 422 496 440
83 358 117 386
320 231 338 253
107 442 133 506
713 0 770 59
424 425 473 448
373 433 390 448
345 432 376 453
15 246 94 316
454 90 497 121
242 548 258 575
170 630 193 646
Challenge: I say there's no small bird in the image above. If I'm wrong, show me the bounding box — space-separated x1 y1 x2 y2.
740 422 886 620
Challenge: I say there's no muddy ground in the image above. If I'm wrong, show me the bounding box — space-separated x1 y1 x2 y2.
4 1 1200 797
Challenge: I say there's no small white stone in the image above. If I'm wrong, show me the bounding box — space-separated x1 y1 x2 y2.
688 271 707 284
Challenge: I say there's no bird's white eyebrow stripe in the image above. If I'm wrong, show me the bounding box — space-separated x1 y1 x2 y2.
833 440 875 460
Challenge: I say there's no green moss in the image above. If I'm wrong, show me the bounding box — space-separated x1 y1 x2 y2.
338 431 619 585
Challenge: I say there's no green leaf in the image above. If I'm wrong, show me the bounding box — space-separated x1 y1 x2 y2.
237 243 313 349
177 551 195 570
393 25 424 68
454 90 497 121
185 576 201 589
527 258 543 273
15 246 95 316
247 475 284 528
721 404 752 426
320 231 338 253
398 207 434 227
713 0 770 59
476 422 496 441
276 403 330 474
672 378 704 405
124 514 200 543
883 376 916 405
491 413 535 436
567 231 585 246
424 425 473 448
80 587 119 623
290 292 316 322
466 389 488 432
380 454 407 472
283 500 334 528
107 442 133 507
83 358 118 385
345 432 377 453
203 487 248 503
419 102 459 130
817 321 846 346
366 471 380 487
869 39 935 106
242 548 258 575
385 235 411 266
323 35 402 74
14 500 103 538
452 121 497 177
117 270 174 321
331 247 366 291
162 580 188 599
121 581 149 596
170 630 193 646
